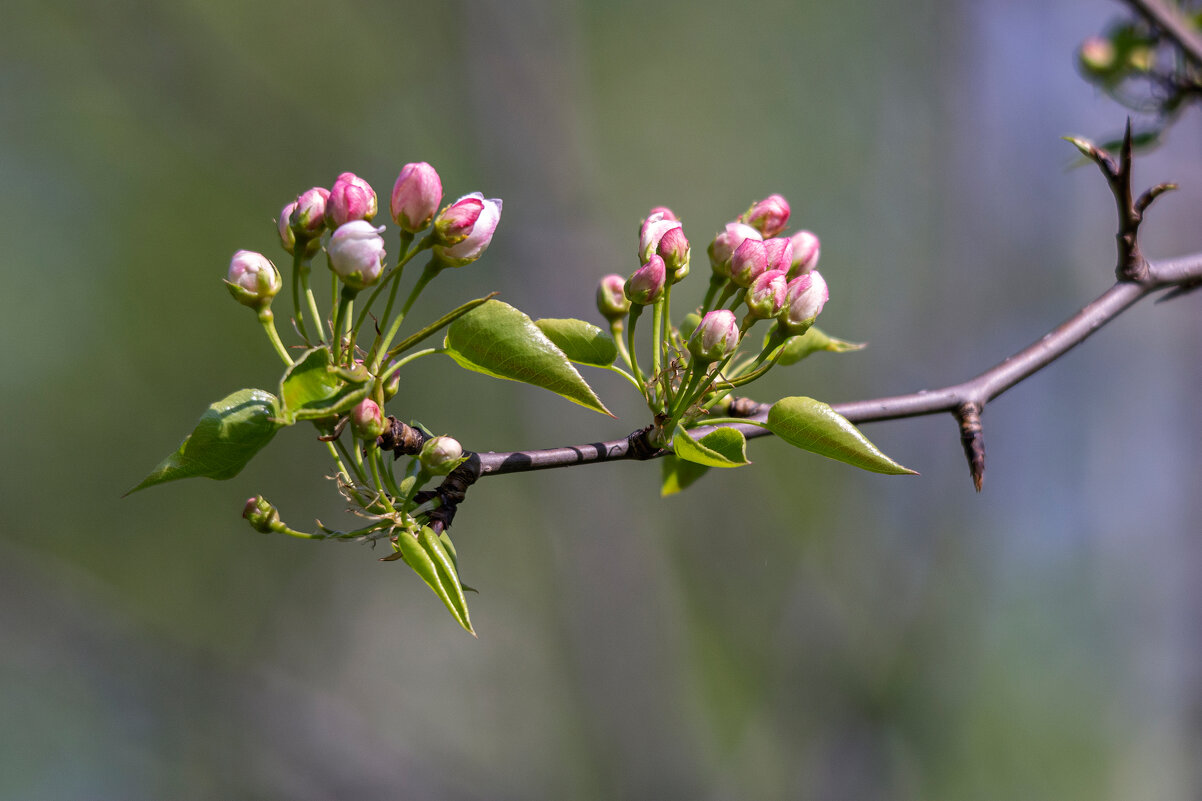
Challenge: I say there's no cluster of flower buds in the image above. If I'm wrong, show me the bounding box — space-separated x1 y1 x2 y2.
706 193 827 328
231 162 502 311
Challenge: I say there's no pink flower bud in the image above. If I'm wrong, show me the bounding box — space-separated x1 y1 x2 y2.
639 215 683 264
745 269 789 319
729 238 768 288
349 398 387 440
327 221 387 290
391 162 443 232
778 269 829 334
643 206 678 223
596 273 631 321
687 309 741 363
327 172 378 226
420 435 464 476
624 255 667 305
741 194 791 238
434 195 484 245
226 250 282 309
433 193 503 267
707 222 762 278
242 495 280 533
656 225 691 283
278 200 299 254
787 230 820 277
1079 36 1117 75
289 187 330 242
763 237 794 274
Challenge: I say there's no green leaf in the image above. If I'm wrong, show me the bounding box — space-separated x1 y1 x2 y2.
127 389 284 494
443 299 612 416
385 293 497 359
660 454 710 496
774 327 865 366
395 526 475 635
534 318 618 367
766 396 917 475
673 424 750 468
278 348 370 423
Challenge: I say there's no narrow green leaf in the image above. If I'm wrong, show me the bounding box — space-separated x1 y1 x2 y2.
127 389 284 494
673 424 750 468
443 299 612 416
279 348 370 423
774 327 866 366
385 293 497 359
395 526 475 634
534 318 618 367
766 396 917 475
660 454 710 496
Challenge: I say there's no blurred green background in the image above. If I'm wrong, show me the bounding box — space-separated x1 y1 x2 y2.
3 0 1201 798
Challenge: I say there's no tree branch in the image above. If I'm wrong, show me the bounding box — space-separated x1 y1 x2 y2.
470 253 1201 480
1124 0 1202 70
389 131 1200 510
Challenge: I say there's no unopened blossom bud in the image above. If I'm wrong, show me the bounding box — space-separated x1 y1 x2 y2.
596 274 631 322
432 193 503 267
290 187 330 240
787 230 820 276
1079 36 1117 75
434 195 483 245
349 398 387 440
707 222 762 278
687 309 741 364
741 194 791 238
644 206 677 223
624 255 667 305
382 365 402 401
242 495 280 534
278 201 299 254
745 269 789 319
639 215 683 264
327 221 387 290
778 270 829 334
419 435 464 476
729 238 768 288
763 237 794 274
327 172 378 226
391 162 442 232
656 225 691 283
226 250 282 309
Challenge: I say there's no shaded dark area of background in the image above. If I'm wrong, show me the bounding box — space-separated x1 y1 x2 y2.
3 1 1201 798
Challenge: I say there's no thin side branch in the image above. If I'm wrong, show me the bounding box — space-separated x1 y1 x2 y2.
1124 0 1202 70
472 250 1202 479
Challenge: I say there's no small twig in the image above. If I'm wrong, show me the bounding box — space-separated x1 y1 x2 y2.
956 402 985 493
1124 0 1202 71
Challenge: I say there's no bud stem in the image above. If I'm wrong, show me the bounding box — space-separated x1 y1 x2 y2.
290 249 311 344
257 308 294 366
626 303 648 393
353 232 430 365
701 275 725 315
371 258 441 373
365 443 397 513
331 286 358 364
299 253 327 344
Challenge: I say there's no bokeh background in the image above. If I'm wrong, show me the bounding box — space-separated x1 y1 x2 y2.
3 0 1202 798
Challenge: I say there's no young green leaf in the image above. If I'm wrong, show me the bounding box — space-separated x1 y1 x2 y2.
394 526 475 635
127 388 284 494
773 326 866 366
534 318 618 367
673 424 750 468
660 454 711 496
766 396 917 475
279 348 370 423
443 300 613 416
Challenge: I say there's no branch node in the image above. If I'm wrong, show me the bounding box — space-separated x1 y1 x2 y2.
956 402 986 493
627 425 662 460
378 416 426 459
413 452 482 532
727 396 761 418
